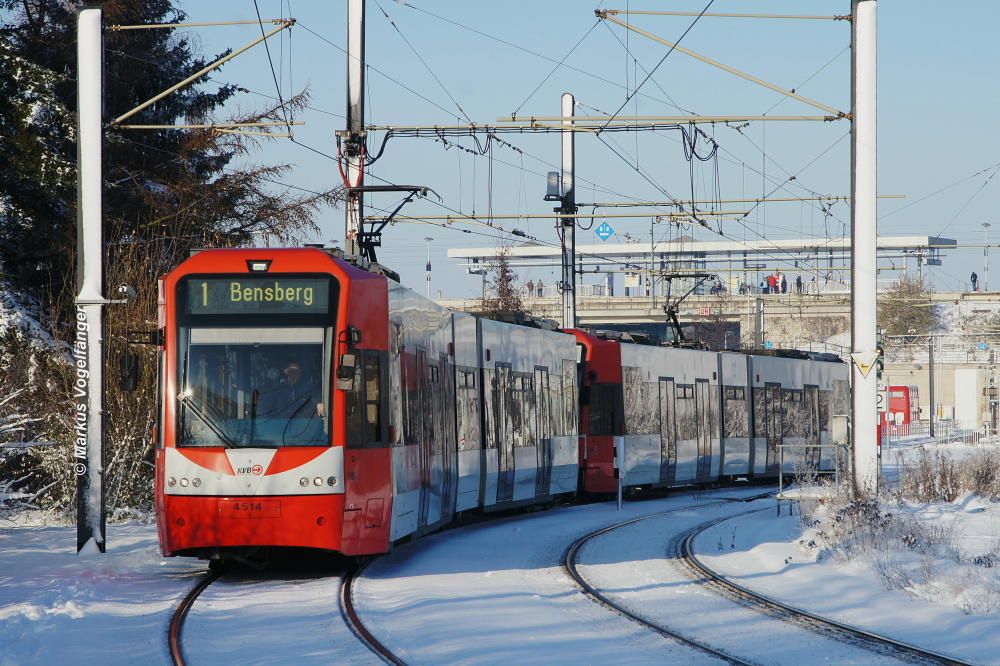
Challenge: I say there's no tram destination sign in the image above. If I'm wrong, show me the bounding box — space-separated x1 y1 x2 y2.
183 277 330 314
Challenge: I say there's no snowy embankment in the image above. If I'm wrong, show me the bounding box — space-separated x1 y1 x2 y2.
694 502 1000 665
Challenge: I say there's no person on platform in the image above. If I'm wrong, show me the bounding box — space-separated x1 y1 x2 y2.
780 272 788 294
972 272 979 291
796 275 803 294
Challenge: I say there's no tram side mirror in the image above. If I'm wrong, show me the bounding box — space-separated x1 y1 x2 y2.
119 352 140 392
336 352 357 390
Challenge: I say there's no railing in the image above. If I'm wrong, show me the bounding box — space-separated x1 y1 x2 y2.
775 442 850 514
886 420 982 445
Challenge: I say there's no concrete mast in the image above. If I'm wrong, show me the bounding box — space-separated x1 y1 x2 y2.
560 92 577 328
75 6 106 553
345 0 365 256
851 0 879 495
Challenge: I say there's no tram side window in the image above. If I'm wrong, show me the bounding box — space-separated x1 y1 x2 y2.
365 354 382 443
344 360 364 448
347 351 388 448
562 359 577 436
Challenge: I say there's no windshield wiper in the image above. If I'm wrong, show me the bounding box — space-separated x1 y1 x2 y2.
178 392 240 449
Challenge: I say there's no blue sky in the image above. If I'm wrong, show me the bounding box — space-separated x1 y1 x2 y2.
164 1 1000 296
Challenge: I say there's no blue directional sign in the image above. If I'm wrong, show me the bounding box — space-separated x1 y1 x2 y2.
764 340 774 349
979 342 988 351
594 222 615 241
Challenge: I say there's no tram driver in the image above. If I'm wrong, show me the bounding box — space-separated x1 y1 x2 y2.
260 359 325 420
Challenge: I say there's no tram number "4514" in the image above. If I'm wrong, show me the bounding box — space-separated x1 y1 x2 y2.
218 499 281 518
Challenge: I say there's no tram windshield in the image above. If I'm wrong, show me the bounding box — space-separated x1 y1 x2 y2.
177 327 332 447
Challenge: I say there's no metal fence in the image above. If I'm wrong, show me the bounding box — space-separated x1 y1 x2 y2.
886 420 982 445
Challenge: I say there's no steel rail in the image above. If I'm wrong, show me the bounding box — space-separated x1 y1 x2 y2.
681 511 973 666
168 570 223 666
564 495 773 665
340 559 407 666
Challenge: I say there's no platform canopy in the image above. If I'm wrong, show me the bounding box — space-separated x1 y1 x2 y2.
448 235 957 267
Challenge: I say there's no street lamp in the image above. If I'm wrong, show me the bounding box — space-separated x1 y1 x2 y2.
983 223 991 292
424 237 434 299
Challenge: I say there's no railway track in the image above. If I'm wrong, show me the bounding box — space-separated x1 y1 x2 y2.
168 570 223 666
340 558 407 665
680 510 973 666
564 496 768 665
566 499 973 665
168 564 391 665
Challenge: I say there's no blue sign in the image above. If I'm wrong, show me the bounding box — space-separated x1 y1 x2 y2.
764 340 774 349
594 222 615 241
979 342 988 351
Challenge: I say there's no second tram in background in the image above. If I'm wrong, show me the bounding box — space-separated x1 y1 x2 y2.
886 385 920 434
152 246 848 565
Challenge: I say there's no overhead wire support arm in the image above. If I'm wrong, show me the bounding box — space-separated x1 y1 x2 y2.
595 11 848 118
107 19 291 30
499 115 840 124
116 121 304 132
599 10 851 21
578 195 903 207
366 116 841 136
110 18 296 126
367 211 744 221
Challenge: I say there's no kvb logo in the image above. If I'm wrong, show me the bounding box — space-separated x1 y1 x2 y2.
237 464 265 475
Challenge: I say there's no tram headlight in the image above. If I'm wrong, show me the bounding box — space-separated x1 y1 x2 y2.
192 478 202 488
167 477 176 487
313 477 323 486
327 476 338 486
179 478 189 487
299 477 309 487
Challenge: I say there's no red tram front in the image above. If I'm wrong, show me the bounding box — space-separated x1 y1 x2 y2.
155 248 391 560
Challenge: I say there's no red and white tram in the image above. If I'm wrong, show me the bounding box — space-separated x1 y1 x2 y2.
154 247 850 565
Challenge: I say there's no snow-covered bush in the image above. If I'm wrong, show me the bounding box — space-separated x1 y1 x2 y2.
799 449 1000 615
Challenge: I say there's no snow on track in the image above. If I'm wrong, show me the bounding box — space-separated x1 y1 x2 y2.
352 488 771 665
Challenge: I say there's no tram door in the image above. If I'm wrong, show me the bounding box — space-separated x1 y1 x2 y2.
764 383 783 471
695 379 712 478
534 368 552 496
804 385 820 468
416 349 431 528
658 378 676 483
437 353 456 521
494 365 514 502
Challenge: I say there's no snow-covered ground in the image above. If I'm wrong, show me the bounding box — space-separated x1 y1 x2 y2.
3 441 1000 664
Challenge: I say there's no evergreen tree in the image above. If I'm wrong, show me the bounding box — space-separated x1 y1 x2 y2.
0 0 340 512
0 0 337 315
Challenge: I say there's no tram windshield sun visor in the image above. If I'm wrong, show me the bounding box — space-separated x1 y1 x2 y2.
177 326 332 448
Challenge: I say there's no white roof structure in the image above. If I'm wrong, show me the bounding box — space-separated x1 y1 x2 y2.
448 235 956 266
